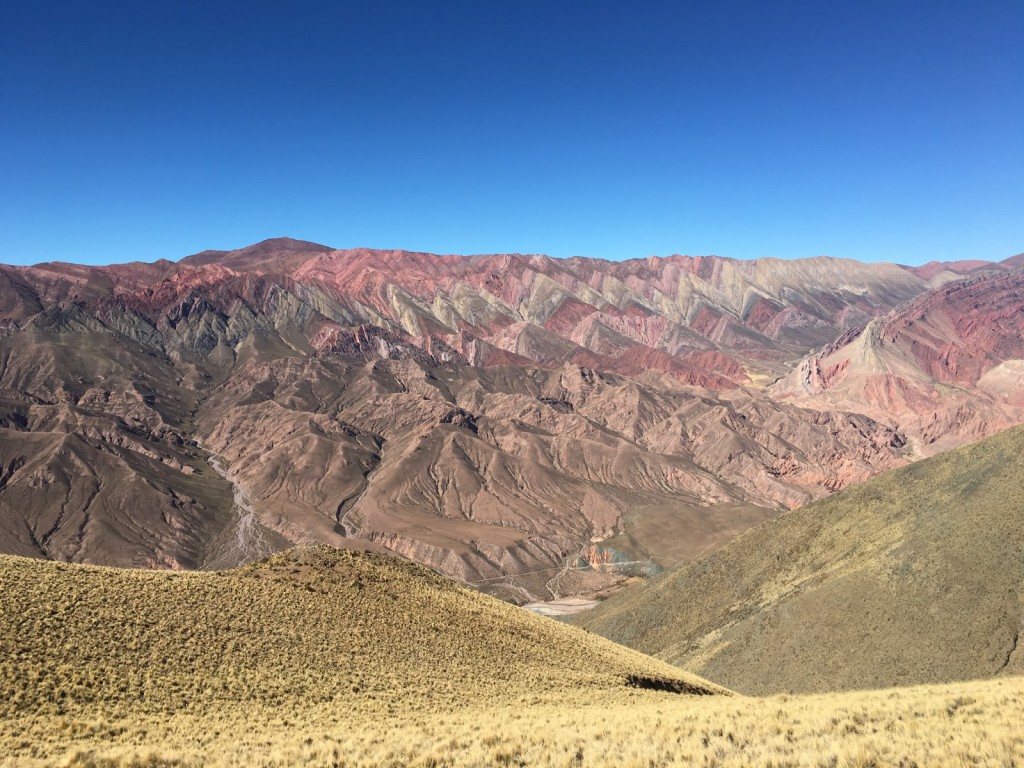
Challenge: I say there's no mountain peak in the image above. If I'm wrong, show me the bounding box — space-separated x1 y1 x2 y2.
241 237 333 253
180 237 333 271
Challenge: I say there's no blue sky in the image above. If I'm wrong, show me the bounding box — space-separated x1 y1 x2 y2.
1 1 1021 266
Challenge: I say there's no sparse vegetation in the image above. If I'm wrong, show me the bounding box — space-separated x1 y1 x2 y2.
3 548 1023 766
4 677 1024 766
575 424 1024 694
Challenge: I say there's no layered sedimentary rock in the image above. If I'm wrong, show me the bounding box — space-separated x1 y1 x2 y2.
0 239 1019 598
773 269 1024 453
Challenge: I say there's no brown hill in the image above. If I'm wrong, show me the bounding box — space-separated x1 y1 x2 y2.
181 237 333 272
0 320 906 598
900 258 1007 286
573 424 1024 694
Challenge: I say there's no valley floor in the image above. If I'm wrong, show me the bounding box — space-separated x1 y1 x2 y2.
4 676 1023 768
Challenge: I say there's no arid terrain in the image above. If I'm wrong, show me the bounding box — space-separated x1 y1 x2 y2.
6 0 1023 764
1 241 1023 765
2 548 1023 768
773 270 1024 454
575 424 1024 694
2 240 1023 601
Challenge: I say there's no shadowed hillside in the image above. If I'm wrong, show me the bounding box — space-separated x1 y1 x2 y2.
574 425 1024 695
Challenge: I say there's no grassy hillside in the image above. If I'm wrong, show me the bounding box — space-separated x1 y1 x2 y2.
574 424 1024 695
0 546 721 723
1 547 1024 766
6 669 1024 767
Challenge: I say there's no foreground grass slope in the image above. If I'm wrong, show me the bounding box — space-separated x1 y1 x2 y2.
6 673 1024 767
2 548 1023 766
0 546 720 724
574 424 1024 695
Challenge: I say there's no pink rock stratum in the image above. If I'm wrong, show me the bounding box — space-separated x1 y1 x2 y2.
0 239 1021 600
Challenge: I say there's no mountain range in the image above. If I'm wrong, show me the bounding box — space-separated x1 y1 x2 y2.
1 238 1022 600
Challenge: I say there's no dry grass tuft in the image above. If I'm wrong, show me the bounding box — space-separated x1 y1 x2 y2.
3 677 1023 766
3 547 1022 766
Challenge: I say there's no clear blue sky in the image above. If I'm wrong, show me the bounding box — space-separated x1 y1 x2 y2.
1 1 1021 266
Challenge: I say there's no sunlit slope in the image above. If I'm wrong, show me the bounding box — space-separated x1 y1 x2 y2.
0 547 723 721
574 425 1024 694
8 678 1024 767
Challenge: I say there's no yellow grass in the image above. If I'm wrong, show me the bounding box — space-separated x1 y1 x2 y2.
4 677 1024 767
3 548 1022 766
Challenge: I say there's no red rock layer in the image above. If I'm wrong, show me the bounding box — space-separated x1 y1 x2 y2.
1 238 1018 597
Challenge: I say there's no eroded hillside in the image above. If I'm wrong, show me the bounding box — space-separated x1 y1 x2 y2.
1 240 1021 598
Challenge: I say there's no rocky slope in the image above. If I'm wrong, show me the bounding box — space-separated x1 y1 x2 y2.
573 425 1024 694
773 268 1024 453
899 255 1014 287
0 239 1019 598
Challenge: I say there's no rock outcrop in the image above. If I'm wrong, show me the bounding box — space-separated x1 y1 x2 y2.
773 269 1024 452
